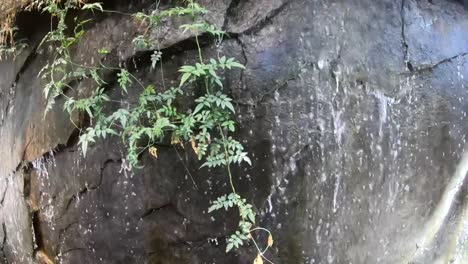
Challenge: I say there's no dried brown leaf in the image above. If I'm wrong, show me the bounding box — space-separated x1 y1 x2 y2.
149 146 158 158
267 234 274 247
253 254 263 264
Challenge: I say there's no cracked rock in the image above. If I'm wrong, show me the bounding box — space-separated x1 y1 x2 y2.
1 0 468 263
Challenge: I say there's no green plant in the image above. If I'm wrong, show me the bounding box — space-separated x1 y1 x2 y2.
39 0 274 262
0 42 25 59
0 26 27 59
38 0 95 112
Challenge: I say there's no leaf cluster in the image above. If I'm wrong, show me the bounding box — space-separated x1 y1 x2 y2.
39 0 274 260
208 193 256 252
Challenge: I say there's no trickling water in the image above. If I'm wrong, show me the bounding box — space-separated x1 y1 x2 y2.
2 1 468 263
331 104 345 213
32 156 49 179
266 193 273 213
372 90 396 138
49 150 57 168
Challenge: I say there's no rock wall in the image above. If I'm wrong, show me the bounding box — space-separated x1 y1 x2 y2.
0 0 467 263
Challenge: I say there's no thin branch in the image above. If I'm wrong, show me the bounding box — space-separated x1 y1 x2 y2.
174 146 199 190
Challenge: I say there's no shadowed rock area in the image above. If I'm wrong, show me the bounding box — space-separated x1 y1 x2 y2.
0 0 467 263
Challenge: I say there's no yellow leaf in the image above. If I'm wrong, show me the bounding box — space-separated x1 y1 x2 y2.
253 254 263 264
267 234 274 247
190 137 199 155
149 146 158 158
171 135 185 149
171 134 180 145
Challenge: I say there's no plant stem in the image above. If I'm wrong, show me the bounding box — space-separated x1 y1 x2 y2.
218 124 236 195
195 34 204 64
188 0 235 195
251 237 275 264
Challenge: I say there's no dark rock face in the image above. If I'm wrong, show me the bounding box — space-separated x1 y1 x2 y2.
1 0 467 263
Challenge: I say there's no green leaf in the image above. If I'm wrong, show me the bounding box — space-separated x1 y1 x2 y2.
228 123 235 132
208 68 218 78
81 141 88 156
225 101 235 113
193 103 204 115
230 61 246 69
208 204 217 213
179 65 195 73
82 3 104 11
180 72 191 87
226 243 234 253
214 77 223 88
243 155 252 166
98 48 110 54
151 51 162 70
117 69 132 93
247 211 255 223
220 56 226 64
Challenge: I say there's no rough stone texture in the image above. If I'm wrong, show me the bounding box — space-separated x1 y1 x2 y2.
0 0 467 263
404 0 468 68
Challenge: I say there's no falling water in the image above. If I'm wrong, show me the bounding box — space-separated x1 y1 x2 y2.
331 104 345 213
372 90 396 138
331 65 346 214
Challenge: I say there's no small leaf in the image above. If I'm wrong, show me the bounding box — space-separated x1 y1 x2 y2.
193 103 204 115
98 48 110 54
208 204 217 213
179 65 195 73
226 243 234 253
243 156 252 166
81 141 88 156
267 234 274 247
191 138 199 156
220 56 226 64
231 61 246 69
149 146 158 158
228 123 235 132
214 77 223 88
247 211 255 223
180 72 191 87
151 51 162 70
225 101 235 113
82 3 104 11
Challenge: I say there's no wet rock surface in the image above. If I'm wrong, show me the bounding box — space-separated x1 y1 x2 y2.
0 0 467 263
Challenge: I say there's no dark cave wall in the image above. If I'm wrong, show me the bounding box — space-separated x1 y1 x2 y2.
1 0 468 263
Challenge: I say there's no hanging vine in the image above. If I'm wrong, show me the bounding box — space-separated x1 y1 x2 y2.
28 0 274 262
